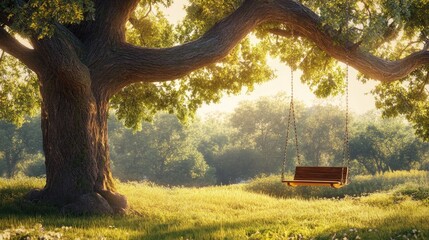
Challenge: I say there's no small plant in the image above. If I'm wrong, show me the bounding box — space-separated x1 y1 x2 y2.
396 187 429 203
0 224 71 240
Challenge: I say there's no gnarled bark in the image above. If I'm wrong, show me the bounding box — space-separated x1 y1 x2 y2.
26 68 127 214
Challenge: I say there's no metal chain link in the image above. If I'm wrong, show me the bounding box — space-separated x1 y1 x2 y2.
290 70 301 165
343 0 351 168
343 65 350 166
282 69 301 181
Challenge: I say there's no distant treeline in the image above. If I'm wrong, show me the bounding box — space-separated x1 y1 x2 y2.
1 94 428 185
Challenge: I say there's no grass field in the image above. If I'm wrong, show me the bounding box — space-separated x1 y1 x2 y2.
0 171 428 239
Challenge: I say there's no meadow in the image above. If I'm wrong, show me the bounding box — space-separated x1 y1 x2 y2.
0 171 428 240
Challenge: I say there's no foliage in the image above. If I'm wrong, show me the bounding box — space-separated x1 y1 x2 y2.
299 105 347 166
0 0 428 139
14 153 45 177
0 54 39 126
211 148 265 184
2 94 427 185
110 113 214 186
0 117 43 178
0 175 429 239
1 0 94 38
261 0 429 139
111 0 273 129
350 113 428 174
228 93 290 175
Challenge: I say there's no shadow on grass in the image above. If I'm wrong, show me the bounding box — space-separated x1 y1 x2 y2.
0 185 60 216
1 201 428 240
117 214 429 240
123 214 429 240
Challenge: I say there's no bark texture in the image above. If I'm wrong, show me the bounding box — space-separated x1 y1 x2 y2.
0 0 428 214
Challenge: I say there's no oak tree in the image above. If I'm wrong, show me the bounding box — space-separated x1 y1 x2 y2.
0 0 428 214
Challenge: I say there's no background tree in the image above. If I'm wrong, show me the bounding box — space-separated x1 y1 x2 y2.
229 93 289 172
0 121 22 178
1 97 427 184
211 148 264 184
196 113 233 168
0 117 42 178
350 114 428 174
299 105 347 167
110 113 213 185
0 0 428 213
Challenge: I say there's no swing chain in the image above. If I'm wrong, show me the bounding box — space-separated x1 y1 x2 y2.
282 69 301 181
291 71 301 165
343 0 351 168
343 65 350 166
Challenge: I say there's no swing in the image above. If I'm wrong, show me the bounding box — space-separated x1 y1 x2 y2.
280 68 350 189
281 3 352 188
283 166 348 189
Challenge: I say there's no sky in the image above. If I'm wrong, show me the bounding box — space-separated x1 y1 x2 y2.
162 1 378 115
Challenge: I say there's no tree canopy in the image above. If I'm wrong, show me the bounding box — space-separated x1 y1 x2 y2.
1 0 428 137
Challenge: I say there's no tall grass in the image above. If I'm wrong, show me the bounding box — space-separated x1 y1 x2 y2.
0 171 428 239
246 170 429 199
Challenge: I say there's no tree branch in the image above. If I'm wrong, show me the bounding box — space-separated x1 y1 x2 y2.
30 24 91 89
66 0 140 52
93 0 140 41
102 0 429 94
0 28 40 72
268 28 301 38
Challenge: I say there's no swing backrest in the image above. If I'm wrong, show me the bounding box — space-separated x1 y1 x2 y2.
294 166 348 183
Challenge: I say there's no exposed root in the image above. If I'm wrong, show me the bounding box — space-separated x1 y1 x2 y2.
62 193 114 215
25 188 128 215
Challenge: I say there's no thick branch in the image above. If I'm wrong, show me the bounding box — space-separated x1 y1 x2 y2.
94 0 139 25
104 0 429 94
31 25 90 89
268 28 303 39
93 0 139 42
0 28 40 71
99 0 268 93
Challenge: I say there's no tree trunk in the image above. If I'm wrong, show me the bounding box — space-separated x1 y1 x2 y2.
26 71 127 214
5 151 13 178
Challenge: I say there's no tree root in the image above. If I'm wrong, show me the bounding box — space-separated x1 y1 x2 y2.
25 188 128 215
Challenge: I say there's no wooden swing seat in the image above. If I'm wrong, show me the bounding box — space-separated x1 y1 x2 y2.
282 166 348 188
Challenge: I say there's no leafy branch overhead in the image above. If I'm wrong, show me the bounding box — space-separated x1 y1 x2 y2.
0 0 428 138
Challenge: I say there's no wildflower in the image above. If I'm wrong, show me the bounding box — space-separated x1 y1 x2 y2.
61 226 72 230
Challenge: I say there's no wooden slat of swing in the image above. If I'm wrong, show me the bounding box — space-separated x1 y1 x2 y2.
282 166 348 188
